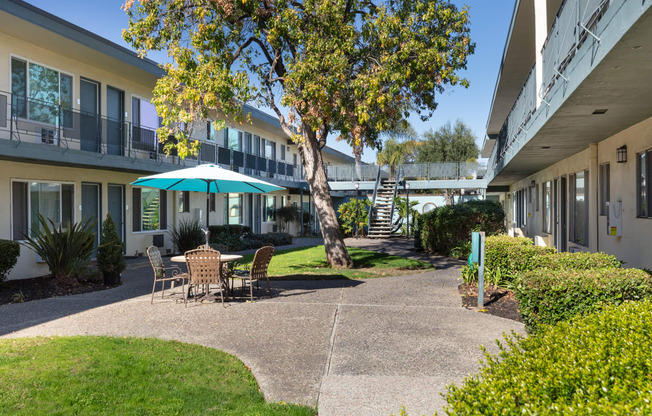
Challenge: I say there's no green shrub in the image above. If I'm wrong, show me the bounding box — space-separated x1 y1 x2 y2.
516 267 652 332
417 200 505 257
441 301 652 415
0 239 20 282
337 199 371 237
210 232 292 252
275 206 299 233
23 215 96 285
96 214 126 286
170 218 205 253
530 251 622 270
207 225 251 238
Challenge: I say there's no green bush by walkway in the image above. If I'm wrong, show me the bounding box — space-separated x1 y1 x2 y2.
0 336 314 415
416 200 505 258
441 301 652 415
516 267 652 331
461 236 623 288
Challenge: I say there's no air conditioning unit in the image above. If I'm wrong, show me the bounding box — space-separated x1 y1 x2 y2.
149 151 157 160
41 128 58 145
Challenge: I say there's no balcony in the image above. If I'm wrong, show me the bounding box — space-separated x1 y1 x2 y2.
485 0 652 185
0 92 305 187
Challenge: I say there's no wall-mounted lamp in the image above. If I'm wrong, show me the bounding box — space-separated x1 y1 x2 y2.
617 145 627 163
405 183 410 190
530 180 536 187
354 182 359 190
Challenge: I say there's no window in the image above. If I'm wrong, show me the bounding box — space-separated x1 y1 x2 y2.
264 139 276 160
543 181 552 234
11 58 72 127
132 188 167 232
638 150 651 218
207 122 222 142
244 133 252 154
600 163 610 216
535 184 540 211
293 153 298 167
254 135 261 156
280 144 286 161
178 191 190 213
226 193 243 224
227 128 241 151
264 195 276 222
570 170 589 245
12 181 74 240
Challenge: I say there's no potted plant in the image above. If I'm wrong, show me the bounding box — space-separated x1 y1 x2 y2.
97 213 126 286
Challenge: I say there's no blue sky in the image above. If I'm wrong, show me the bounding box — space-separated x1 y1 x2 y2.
27 0 515 163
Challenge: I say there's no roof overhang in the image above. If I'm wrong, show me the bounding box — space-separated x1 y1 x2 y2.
484 0 564 138
490 7 652 185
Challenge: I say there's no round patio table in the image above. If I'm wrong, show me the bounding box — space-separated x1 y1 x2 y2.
170 254 243 263
171 253 244 300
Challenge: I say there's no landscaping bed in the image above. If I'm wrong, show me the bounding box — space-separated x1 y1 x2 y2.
0 274 111 305
458 283 522 323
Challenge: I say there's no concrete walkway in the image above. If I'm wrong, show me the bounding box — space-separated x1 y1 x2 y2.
0 239 523 415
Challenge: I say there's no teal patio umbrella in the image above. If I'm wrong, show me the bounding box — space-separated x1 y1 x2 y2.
131 163 285 228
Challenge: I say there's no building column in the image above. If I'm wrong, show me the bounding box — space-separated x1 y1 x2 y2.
535 0 548 108
589 143 599 252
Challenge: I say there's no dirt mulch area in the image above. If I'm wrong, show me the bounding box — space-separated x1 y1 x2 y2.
0 275 114 305
459 283 523 323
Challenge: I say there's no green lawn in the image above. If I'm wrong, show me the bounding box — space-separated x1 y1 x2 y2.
238 245 434 279
0 336 315 416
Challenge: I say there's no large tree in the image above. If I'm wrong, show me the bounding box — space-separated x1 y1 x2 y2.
123 0 473 268
416 119 479 204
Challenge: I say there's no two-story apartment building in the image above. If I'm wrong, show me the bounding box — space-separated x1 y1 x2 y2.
0 0 353 280
483 0 652 269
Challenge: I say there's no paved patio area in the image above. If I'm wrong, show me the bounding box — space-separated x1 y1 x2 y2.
0 239 523 415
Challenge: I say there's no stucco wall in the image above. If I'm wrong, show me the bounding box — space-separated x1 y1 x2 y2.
502 115 652 269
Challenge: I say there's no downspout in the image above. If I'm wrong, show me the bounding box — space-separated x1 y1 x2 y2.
594 143 600 253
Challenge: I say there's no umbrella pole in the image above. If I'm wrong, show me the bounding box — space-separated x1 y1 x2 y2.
205 181 210 249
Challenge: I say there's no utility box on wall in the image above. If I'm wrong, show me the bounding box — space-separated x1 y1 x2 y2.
608 201 623 237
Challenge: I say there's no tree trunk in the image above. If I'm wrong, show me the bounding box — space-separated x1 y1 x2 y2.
354 144 363 180
298 131 353 269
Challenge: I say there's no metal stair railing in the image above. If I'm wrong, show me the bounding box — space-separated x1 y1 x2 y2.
367 165 382 231
387 165 402 236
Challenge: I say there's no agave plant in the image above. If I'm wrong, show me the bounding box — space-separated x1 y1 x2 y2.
23 215 96 285
169 218 205 254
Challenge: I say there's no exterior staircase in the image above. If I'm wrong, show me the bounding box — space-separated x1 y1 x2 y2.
367 178 398 238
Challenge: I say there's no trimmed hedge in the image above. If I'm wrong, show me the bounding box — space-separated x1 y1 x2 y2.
515 267 652 331
484 235 555 276
209 232 292 252
0 239 20 282
442 301 652 415
531 251 622 270
207 225 251 237
417 200 505 258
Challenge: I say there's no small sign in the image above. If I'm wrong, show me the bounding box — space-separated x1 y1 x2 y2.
471 232 480 263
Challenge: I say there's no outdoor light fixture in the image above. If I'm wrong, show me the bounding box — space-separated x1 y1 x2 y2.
354 182 359 190
617 145 628 163
406 183 410 190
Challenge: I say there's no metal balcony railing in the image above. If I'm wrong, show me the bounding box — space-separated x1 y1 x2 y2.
0 91 304 183
541 0 609 99
487 0 612 180
326 161 487 182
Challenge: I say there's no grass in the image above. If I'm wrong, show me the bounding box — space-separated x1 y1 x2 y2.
0 336 315 416
238 245 434 279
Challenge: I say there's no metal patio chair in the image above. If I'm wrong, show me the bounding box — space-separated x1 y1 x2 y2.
233 245 275 302
147 246 188 304
184 248 226 307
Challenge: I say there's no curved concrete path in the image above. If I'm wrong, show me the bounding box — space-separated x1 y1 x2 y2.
0 241 523 415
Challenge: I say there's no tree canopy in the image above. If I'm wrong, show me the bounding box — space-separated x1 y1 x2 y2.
123 0 474 267
416 120 479 163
